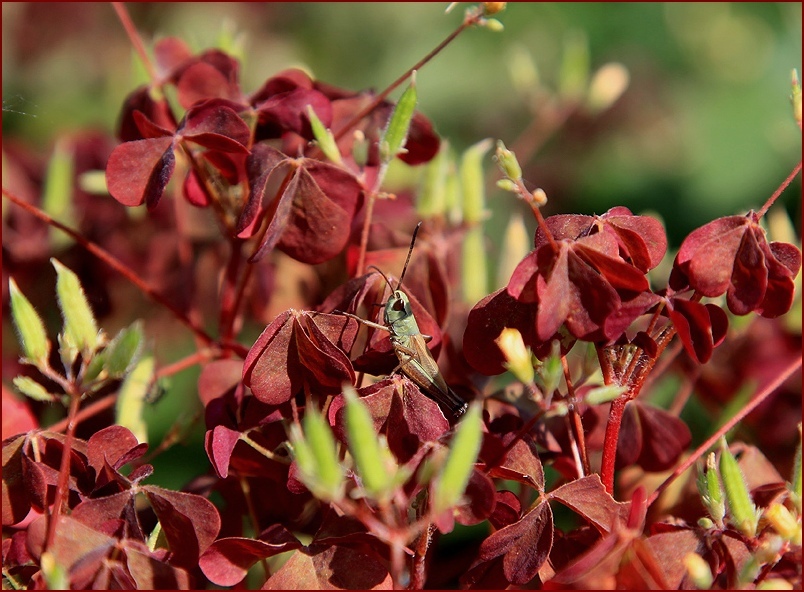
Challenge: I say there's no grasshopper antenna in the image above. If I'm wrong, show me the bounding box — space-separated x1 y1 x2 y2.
396 221 422 291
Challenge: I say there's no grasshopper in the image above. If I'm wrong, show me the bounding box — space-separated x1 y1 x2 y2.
338 224 468 418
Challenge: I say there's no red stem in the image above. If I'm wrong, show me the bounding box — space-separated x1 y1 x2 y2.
44 389 82 552
326 11 481 148
219 237 245 344
757 160 802 218
2 187 218 348
600 395 628 495
111 3 158 83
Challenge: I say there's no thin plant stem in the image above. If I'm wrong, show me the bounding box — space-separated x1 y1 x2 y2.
325 8 483 149
2 188 217 348
111 3 158 83
646 355 802 508
758 160 801 218
44 387 82 552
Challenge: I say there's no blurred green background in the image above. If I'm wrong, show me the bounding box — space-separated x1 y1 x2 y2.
3 2 801 490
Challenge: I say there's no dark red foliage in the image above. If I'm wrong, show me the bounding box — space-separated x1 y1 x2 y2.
2 426 219 588
242 310 358 405
671 211 802 318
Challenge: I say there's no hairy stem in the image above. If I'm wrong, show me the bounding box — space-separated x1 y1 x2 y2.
758 160 801 218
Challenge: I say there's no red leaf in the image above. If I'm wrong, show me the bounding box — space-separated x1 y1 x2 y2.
549 474 630 534
479 500 553 585
142 485 221 569
263 545 392 590
205 425 242 479
87 425 146 474
463 288 536 376
105 137 175 208
2 435 30 525
199 526 302 587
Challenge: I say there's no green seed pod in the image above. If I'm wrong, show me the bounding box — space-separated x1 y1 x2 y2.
418 141 451 218
52 259 99 354
494 140 522 181
460 138 493 224
380 77 418 164
497 212 531 289
790 424 801 512
344 385 393 499
9 278 50 364
307 105 343 166
432 401 483 516
719 439 758 538
301 405 345 502
42 139 76 250
683 553 713 590
461 225 488 304
584 384 626 406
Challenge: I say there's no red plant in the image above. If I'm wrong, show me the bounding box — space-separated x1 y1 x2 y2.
3 4 801 590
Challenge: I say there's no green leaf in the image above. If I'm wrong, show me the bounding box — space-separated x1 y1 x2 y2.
41 139 75 250
432 401 483 515
105 321 144 378
8 278 50 364
459 138 493 224
115 355 154 444
13 376 58 403
380 76 418 164
52 258 99 354
343 385 393 499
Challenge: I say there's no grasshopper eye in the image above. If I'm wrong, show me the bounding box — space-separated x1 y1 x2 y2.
393 299 405 311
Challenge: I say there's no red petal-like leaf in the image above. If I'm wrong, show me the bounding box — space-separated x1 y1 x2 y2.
255 88 332 138
87 425 146 474
105 137 175 208
478 501 553 585
385 379 449 462
205 425 242 479
678 215 747 297
242 310 297 404
180 99 251 152
142 485 221 570
176 58 240 109
2 435 30 525
488 438 545 491
238 143 292 238
276 159 363 264
125 542 192 590
264 545 392 590
667 298 727 363
198 359 244 406
726 227 768 315
117 86 178 142
199 526 303 587
455 469 497 526
549 474 630 534
618 402 691 472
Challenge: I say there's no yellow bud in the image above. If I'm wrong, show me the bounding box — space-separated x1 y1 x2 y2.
483 2 507 15
496 328 534 384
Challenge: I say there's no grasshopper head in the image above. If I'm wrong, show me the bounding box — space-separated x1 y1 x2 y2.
383 290 418 335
